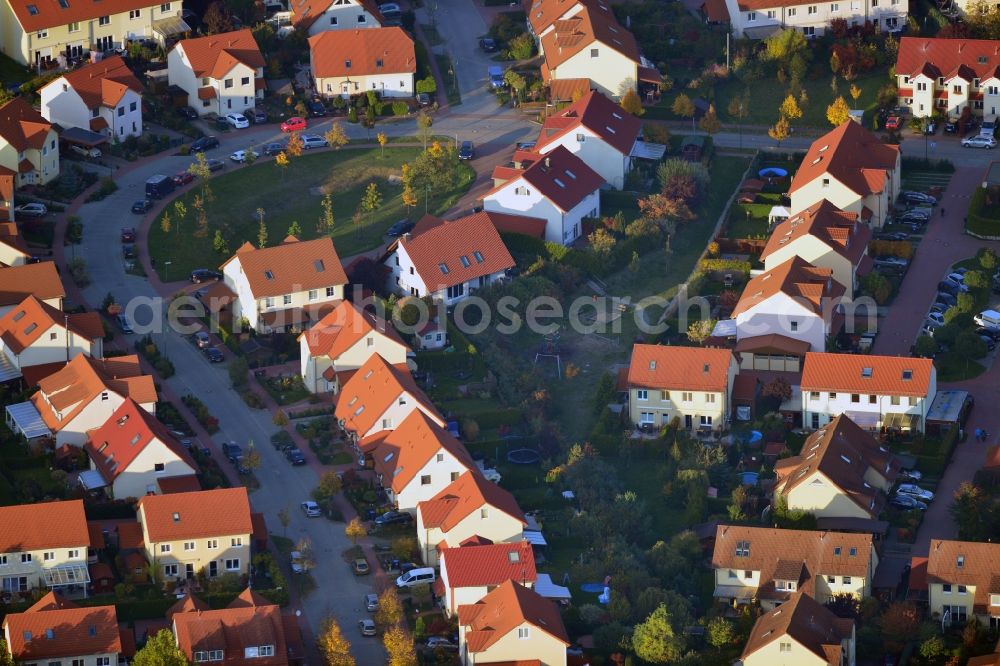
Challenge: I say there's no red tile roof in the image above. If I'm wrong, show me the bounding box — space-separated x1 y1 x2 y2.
419 470 526 532
926 539 1000 611
334 353 443 435
442 541 536 588
138 487 253 542
458 580 569 652
359 410 475 493
487 145 604 212
8 0 164 31
3 593 121 660
157 475 202 494
774 414 899 516
535 90 641 156
292 0 384 29
84 397 198 487
761 199 871 267
0 261 65 307
396 212 515 291
298 300 406 358
801 352 934 397
734 333 811 356
0 295 102 354
539 3 640 72
741 591 853 664
309 28 415 78
897 37 1000 83
169 589 289 666
173 30 265 80
117 522 144 550
702 0 731 22
32 354 157 432
87 521 106 548
712 525 873 603
43 56 142 109
627 344 734 392
732 256 845 318
0 97 52 153
526 0 609 34
547 78 591 103
221 236 347 299
0 500 89 553
789 121 899 197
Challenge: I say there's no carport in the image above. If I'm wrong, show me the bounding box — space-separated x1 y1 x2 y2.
5 401 50 439
60 126 109 150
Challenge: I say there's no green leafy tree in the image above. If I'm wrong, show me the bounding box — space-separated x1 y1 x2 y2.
879 602 921 653
257 215 268 249
361 182 383 227
979 248 998 272
277 507 290 537
133 630 188 666
504 69 527 101
507 32 535 60
919 634 947 661
244 146 257 166
212 230 228 254
687 319 716 345
287 221 302 238
955 330 988 369
416 110 433 149
964 269 988 289
860 272 891 305
671 93 696 131
764 28 808 64
951 481 986 540
317 193 335 234
633 604 684 663
311 471 343 506
913 334 937 358
706 616 734 650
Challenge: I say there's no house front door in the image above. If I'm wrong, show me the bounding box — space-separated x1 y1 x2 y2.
684 414 692 429
209 561 218 577
185 563 194 579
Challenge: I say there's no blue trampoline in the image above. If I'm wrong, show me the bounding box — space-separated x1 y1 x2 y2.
759 167 788 178
507 448 541 464
580 583 605 593
742 472 760 486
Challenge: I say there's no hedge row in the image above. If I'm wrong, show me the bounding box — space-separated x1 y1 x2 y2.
901 156 955 174
966 187 1000 238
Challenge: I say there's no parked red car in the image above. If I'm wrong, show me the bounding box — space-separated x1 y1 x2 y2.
281 117 307 132
885 115 902 130
172 171 195 186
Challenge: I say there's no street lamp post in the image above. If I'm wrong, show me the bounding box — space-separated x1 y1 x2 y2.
164 260 172 283
738 102 744 151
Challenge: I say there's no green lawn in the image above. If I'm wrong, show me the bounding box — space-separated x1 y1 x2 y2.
0 53 31 84
655 67 891 129
147 147 473 279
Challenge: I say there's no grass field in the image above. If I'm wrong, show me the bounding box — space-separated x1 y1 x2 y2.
901 169 953 193
147 147 472 279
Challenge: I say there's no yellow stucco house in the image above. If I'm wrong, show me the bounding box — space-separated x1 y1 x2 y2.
137 487 253 581
627 344 738 433
2 592 121 666
0 500 91 597
926 539 1000 628
712 525 876 609
774 414 900 521
742 591 856 666
0 97 59 188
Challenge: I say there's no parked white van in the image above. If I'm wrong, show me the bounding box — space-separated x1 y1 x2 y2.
396 567 435 589
975 309 1000 330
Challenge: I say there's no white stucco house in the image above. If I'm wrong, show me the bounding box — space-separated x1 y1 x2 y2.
722 0 906 38
84 398 199 500
359 410 475 513
167 29 265 118
298 299 408 394
416 470 526 566
484 146 604 246
220 236 348 333
532 90 643 189
788 121 901 228
733 256 846 353
309 27 415 99
800 352 937 432
896 37 1000 121
384 211 515 305
440 541 536 616
39 56 144 140
292 0 384 36
0 97 60 189
0 295 104 379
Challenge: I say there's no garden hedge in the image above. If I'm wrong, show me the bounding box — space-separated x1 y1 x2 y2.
966 187 1000 238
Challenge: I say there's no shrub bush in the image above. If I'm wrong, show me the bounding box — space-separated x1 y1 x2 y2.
392 101 409 116
967 187 1000 238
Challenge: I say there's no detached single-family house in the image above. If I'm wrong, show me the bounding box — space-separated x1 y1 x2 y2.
309 28 415 99
40 56 144 139
167 29 265 118
26 354 156 447
359 410 475 512
741 591 856 666
789 121 901 228
532 90 642 189
926 539 1000 628
137 487 253 581
711 525 877 608
292 0 384 36
168 589 295 666
221 236 348 333
773 414 900 521
723 0 905 39
733 256 846 353
417 470 526 566
298 300 408 394
384 211 515 305
440 541 537 616
896 37 1000 121
0 295 103 378
0 0 188 67
334 352 443 441
0 500 91 597
0 262 65 314
458 580 569 666
2 592 121 666
537 1 659 99
84 398 199 500
761 200 872 293
0 97 59 188
626 344 739 432
0 222 33 265
484 146 604 246
801 352 936 432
